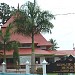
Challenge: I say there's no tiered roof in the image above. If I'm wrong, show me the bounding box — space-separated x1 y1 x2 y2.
1 16 75 56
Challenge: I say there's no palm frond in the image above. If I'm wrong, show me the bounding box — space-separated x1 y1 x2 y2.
0 42 3 50
6 40 20 51
0 29 3 40
49 38 59 50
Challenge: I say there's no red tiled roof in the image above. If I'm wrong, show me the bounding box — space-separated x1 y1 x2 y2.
1 49 75 56
51 50 66 56
58 50 75 56
10 33 51 46
1 16 52 46
50 50 75 56
34 34 52 46
10 33 37 44
3 48 54 56
2 16 75 56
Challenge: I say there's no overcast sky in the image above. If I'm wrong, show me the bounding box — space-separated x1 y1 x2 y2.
0 0 75 50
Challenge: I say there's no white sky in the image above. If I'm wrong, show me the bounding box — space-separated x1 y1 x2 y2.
0 0 75 50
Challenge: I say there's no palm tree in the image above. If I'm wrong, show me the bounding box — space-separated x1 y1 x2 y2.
13 0 54 73
12 41 20 71
0 24 19 64
49 38 59 50
0 24 12 63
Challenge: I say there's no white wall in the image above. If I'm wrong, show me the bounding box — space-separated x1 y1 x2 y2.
54 57 61 62
20 56 61 65
20 56 45 65
20 56 31 65
40 57 45 64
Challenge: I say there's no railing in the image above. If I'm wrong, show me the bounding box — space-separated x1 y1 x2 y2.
6 64 43 74
1 60 47 75
0 61 74 75
6 65 26 73
29 64 42 74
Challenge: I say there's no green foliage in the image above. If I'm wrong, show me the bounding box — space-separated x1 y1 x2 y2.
13 1 54 36
0 29 2 37
0 24 19 63
12 41 20 50
0 3 11 24
12 0 54 73
0 42 3 50
13 50 20 66
49 38 59 50
12 41 20 69
0 3 16 24
36 67 43 74
0 25 12 50
0 25 12 62
4 24 12 42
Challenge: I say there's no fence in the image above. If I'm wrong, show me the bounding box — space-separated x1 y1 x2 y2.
0 60 47 75
6 63 42 73
0 60 74 75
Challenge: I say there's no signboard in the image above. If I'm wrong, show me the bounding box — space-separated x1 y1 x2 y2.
46 55 75 73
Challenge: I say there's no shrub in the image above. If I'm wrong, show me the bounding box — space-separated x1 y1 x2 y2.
36 67 43 74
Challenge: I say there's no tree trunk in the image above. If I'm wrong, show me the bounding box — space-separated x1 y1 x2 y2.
31 52 35 74
4 42 6 63
31 32 36 74
3 42 6 71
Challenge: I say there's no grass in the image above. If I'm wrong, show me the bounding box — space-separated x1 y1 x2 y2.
47 73 58 75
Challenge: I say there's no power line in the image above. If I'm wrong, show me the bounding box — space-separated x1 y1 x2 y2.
54 13 75 16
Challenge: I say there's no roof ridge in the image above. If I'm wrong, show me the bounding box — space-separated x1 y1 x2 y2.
2 16 14 28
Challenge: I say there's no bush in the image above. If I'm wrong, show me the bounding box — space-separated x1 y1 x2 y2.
36 67 43 74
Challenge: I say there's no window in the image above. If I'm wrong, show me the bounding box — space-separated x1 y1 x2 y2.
6 58 13 63
35 57 40 64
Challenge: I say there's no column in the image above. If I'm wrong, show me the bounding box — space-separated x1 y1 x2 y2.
2 62 6 73
26 60 30 74
42 59 47 75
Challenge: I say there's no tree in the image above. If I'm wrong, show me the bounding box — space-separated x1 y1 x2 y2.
13 0 54 73
12 41 20 71
0 24 19 63
0 3 15 24
49 38 59 50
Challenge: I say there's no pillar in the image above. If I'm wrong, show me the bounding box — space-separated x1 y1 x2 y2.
2 62 6 73
26 60 30 74
42 59 47 75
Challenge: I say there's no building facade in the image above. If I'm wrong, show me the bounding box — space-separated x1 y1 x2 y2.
0 16 75 68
